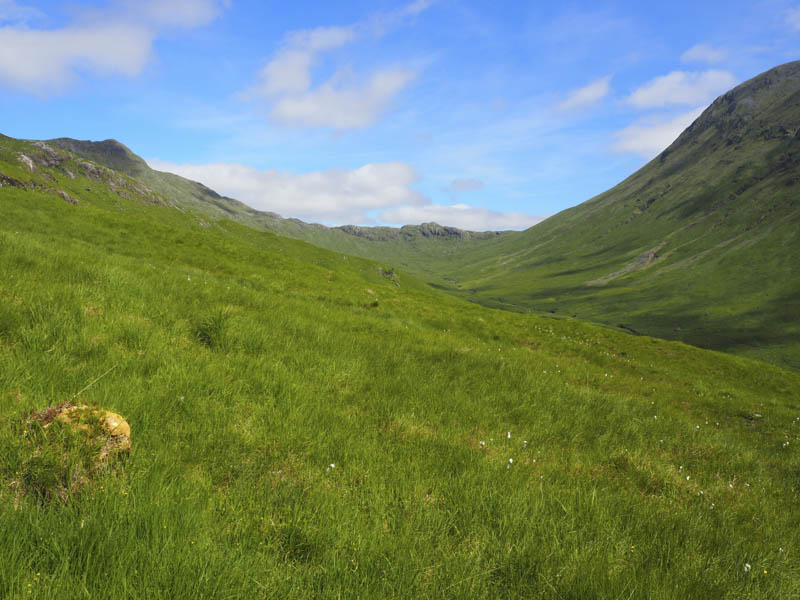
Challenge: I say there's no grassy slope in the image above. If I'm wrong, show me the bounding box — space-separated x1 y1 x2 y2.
1 138 800 598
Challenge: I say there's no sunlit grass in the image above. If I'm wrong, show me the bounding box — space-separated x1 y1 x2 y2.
0 177 799 598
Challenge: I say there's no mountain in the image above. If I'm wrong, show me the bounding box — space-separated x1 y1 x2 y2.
411 60 800 370
2 128 800 598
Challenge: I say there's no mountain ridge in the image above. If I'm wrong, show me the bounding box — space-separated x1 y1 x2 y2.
45 137 510 243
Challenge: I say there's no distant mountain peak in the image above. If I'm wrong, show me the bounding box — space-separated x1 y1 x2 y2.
48 137 148 176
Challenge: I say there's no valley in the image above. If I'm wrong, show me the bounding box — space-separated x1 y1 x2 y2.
1 61 799 599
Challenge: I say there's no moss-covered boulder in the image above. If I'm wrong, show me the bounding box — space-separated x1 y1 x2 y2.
3 402 131 503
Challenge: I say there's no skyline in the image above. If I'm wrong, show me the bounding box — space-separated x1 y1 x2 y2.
1 0 799 229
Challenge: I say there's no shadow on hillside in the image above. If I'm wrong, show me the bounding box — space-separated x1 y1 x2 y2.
612 289 800 370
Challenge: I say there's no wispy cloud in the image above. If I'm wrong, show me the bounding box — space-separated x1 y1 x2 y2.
126 0 227 29
0 0 228 96
245 1 431 130
449 178 484 192
680 44 727 64
367 0 435 35
626 70 736 109
612 107 705 158
379 204 547 231
147 159 426 224
557 75 612 111
787 7 800 31
0 0 43 24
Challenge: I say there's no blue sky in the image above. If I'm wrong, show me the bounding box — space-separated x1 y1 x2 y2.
1 0 798 229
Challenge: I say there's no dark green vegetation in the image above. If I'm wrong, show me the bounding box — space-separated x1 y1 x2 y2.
2 127 800 598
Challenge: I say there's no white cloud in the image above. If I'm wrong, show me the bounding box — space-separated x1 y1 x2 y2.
0 0 228 95
246 1 430 130
253 26 356 96
269 68 417 129
626 70 736 108
787 7 800 31
612 107 705 158
680 44 727 64
380 204 547 231
557 75 612 111
147 159 426 224
0 25 153 95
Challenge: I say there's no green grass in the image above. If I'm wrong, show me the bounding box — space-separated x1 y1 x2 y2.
1 168 800 598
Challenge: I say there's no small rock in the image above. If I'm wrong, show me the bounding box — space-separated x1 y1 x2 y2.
55 189 78 205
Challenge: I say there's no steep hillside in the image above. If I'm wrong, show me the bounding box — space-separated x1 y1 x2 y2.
426 61 800 370
2 134 800 598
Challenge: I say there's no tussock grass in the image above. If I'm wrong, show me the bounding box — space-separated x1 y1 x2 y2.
0 186 799 598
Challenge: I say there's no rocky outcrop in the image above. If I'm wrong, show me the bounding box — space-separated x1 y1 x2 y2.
55 189 78 205
336 222 504 242
0 173 23 188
